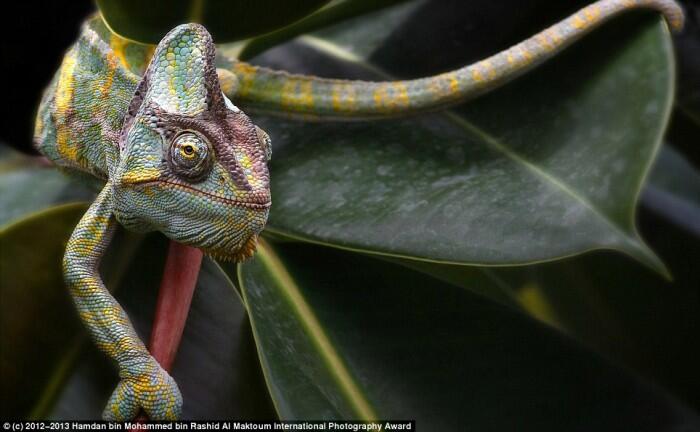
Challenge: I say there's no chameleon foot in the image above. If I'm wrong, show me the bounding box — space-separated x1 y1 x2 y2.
103 359 182 421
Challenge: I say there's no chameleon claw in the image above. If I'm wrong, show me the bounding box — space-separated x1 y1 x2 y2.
103 360 183 421
103 379 140 421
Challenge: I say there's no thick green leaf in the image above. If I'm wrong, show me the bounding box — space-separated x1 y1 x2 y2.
249 3 673 272
238 0 411 60
392 146 700 311
379 146 700 409
0 204 86 418
391 235 700 410
237 240 376 420
238 240 700 428
506 249 700 410
0 146 96 418
96 0 331 44
386 257 523 310
0 145 94 228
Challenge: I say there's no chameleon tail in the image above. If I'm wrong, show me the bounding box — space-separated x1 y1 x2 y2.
224 0 684 120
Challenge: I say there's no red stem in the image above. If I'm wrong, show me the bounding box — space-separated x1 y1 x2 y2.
149 241 203 370
130 241 203 426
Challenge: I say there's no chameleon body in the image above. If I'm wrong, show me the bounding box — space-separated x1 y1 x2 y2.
34 0 682 420
35 22 272 420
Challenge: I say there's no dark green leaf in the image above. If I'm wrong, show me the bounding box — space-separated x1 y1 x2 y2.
95 0 332 44
380 146 700 409
642 146 700 235
249 4 673 273
386 257 523 310
0 204 86 418
238 0 411 60
0 145 94 228
388 244 700 410
238 240 700 428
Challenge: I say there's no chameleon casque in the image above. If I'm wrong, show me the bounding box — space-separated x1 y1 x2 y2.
34 0 683 421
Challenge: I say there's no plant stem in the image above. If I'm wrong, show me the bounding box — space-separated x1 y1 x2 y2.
130 241 203 427
149 241 203 370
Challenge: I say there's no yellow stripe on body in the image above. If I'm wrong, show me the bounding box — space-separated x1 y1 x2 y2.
169 50 181 112
372 82 409 113
101 52 119 99
571 14 589 29
119 167 161 184
232 63 259 98
55 51 79 162
425 73 460 101
109 33 155 75
109 34 131 71
331 83 357 113
281 79 315 112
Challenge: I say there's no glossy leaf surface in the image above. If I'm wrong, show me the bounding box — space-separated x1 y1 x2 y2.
96 0 331 43
238 240 700 429
0 146 94 228
246 2 674 272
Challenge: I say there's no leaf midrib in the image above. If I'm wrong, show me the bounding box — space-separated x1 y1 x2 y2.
291 32 669 272
238 240 378 421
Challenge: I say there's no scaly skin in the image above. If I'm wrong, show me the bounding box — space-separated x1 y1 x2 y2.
219 0 684 120
35 23 271 420
34 0 683 420
63 187 182 420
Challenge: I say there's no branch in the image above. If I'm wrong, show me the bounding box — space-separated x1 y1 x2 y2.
131 241 203 427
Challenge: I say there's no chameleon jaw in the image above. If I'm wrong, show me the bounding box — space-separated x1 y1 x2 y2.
126 178 271 210
202 234 260 263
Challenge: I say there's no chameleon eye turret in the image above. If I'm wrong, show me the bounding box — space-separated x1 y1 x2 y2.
169 131 212 181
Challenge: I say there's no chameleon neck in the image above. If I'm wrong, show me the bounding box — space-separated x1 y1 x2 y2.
221 0 683 120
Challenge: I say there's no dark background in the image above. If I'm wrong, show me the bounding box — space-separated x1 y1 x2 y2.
2 2 94 150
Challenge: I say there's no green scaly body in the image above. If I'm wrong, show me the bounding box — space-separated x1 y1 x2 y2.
33 0 683 420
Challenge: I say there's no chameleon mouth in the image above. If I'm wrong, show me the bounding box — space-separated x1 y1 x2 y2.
134 179 271 210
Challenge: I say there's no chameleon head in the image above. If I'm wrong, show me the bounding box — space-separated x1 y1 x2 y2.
112 23 271 261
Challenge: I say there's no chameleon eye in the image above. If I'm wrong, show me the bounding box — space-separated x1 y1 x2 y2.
181 144 195 156
169 132 212 182
255 126 272 161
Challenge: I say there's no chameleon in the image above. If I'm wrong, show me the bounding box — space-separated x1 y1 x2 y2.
34 0 683 421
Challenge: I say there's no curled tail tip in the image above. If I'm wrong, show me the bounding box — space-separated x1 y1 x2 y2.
670 13 684 34
668 6 685 33
655 0 685 32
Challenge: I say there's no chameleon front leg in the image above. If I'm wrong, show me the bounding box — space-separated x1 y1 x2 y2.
220 0 684 120
63 184 182 420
